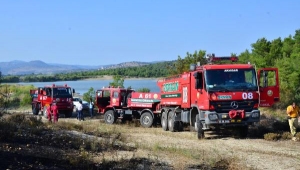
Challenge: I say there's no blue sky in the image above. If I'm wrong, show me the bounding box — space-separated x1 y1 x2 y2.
0 0 299 66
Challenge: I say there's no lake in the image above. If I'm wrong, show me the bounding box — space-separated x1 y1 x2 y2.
17 79 161 95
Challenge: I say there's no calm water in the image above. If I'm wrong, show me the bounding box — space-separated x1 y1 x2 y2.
18 79 160 95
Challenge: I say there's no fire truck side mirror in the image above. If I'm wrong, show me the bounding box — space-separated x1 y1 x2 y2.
73 89 75 93
193 72 203 89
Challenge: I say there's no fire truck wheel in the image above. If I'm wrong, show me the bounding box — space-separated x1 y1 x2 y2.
161 111 168 131
140 112 153 128
32 104 39 115
168 111 176 132
196 115 204 139
104 110 117 124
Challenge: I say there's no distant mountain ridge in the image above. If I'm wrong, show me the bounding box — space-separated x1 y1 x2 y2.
0 60 164 75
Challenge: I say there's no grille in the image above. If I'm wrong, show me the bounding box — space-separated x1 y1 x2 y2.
210 100 258 113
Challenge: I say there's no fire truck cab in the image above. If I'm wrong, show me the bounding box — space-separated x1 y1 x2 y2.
157 55 280 139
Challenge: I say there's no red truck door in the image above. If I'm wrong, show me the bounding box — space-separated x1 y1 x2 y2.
258 68 280 107
181 73 191 108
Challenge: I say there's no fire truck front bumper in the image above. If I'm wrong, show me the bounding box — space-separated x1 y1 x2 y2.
201 110 260 129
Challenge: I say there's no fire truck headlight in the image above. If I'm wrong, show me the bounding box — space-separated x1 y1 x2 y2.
208 114 218 121
251 112 260 118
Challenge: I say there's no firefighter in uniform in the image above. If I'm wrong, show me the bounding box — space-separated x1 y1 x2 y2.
47 104 52 122
51 100 59 123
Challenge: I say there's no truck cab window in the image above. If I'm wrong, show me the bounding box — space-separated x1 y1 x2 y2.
205 69 258 92
46 88 52 96
113 91 119 98
97 91 103 97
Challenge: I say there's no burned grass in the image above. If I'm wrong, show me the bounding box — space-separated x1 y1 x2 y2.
0 113 145 169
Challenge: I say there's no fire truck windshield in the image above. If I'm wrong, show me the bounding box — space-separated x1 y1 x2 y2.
52 87 73 98
205 69 258 92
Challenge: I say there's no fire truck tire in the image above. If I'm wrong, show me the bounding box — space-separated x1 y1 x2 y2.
140 112 153 128
161 111 168 131
104 110 117 124
196 115 204 139
32 104 39 115
168 111 176 132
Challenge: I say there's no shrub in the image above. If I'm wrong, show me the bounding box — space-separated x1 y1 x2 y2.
281 132 292 140
264 133 281 141
20 93 32 106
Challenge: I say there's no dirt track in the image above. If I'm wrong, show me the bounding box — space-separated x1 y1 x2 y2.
133 133 300 169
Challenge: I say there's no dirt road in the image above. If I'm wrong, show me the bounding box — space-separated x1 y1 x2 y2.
118 125 300 170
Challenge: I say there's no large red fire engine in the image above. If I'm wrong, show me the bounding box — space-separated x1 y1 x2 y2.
30 84 75 118
157 54 279 138
95 54 280 139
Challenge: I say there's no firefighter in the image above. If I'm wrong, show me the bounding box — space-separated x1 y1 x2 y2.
51 100 59 123
46 104 52 122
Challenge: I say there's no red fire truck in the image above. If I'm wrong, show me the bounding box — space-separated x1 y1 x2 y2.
95 87 161 127
157 54 279 138
30 84 75 118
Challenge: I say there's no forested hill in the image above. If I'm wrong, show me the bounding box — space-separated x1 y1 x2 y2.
1 60 176 82
0 60 157 75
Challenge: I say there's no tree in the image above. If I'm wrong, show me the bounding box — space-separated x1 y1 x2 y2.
172 50 207 75
137 88 150 92
83 87 95 102
109 75 125 88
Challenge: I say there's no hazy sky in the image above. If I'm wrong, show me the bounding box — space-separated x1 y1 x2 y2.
0 0 299 66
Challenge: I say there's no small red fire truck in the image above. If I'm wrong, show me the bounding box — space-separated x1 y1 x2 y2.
95 87 161 127
30 84 75 118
